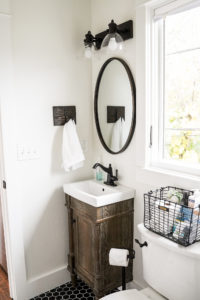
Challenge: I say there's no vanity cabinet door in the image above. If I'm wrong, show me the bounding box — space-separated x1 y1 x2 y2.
99 212 133 290
73 212 95 283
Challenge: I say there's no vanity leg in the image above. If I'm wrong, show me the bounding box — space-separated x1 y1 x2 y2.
94 290 106 300
66 196 77 287
67 254 77 287
93 224 101 299
94 291 102 300
71 273 77 287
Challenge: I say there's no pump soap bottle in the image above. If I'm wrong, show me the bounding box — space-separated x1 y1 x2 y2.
95 158 103 181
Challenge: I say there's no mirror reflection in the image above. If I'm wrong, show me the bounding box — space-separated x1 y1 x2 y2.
95 58 136 154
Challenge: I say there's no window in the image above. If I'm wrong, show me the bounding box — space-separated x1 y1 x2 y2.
151 0 200 174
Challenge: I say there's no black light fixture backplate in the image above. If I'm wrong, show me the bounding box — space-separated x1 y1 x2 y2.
95 20 133 50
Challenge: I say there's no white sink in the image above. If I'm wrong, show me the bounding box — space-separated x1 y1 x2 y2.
63 179 135 207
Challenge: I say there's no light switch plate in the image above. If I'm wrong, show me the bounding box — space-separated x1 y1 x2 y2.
17 144 40 160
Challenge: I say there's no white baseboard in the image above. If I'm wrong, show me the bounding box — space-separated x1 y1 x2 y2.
127 279 147 290
23 265 147 300
118 279 146 292
25 265 70 300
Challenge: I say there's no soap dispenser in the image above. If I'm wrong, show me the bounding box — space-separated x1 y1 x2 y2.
95 158 103 181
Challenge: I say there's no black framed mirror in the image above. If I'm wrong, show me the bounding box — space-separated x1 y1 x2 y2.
94 57 136 154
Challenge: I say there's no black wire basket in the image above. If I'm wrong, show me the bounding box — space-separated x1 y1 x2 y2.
144 186 200 247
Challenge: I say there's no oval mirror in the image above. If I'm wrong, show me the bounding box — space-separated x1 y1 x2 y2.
94 57 136 154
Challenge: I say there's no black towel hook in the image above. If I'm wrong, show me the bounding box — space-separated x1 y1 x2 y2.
53 106 76 125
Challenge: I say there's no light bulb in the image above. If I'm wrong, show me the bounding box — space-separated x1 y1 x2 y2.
118 42 123 51
84 47 92 59
108 37 118 51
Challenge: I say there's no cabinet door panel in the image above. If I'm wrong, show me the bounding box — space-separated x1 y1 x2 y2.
99 213 133 288
74 214 94 277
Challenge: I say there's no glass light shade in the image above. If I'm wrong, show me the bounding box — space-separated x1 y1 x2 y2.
101 32 124 51
84 46 93 59
108 37 118 51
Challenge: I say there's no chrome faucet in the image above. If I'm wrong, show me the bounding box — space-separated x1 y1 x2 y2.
93 163 118 186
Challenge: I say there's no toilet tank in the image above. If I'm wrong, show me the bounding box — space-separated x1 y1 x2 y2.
138 224 200 300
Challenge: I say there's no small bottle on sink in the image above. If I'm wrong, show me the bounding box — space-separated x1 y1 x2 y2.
96 166 103 181
95 158 103 181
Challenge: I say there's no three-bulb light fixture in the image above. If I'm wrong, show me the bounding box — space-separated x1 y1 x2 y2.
84 19 133 58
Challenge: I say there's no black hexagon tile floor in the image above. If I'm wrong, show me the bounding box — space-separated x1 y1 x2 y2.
30 278 118 300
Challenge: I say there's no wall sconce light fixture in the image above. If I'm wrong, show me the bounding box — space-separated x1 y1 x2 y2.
84 19 133 58
84 31 96 59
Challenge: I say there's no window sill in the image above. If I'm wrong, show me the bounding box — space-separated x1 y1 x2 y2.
136 165 200 189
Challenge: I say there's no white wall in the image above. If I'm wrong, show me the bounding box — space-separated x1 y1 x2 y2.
0 0 11 13
0 0 93 299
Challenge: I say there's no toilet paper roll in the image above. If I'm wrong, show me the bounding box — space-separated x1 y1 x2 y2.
109 248 129 267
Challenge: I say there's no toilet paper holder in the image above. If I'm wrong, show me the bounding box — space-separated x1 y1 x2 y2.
109 248 135 291
135 239 148 248
127 249 135 259
122 249 135 291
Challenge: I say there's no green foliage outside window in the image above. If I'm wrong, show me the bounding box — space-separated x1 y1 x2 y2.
164 7 200 164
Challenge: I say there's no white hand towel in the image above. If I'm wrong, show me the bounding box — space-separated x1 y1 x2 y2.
110 118 121 152
120 118 126 148
62 119 85 172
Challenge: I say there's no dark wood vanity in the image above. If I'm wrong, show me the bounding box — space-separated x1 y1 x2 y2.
65 194 134 299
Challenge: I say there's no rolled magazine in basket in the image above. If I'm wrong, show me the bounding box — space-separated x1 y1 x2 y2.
149 200 180 235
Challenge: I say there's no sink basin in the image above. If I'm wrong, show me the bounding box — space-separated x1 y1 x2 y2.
63 179 135 207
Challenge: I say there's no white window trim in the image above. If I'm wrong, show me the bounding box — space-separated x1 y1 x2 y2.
136 0 200 183
154 0 200 19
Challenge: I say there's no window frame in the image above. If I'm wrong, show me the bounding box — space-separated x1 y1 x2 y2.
149 0 200 177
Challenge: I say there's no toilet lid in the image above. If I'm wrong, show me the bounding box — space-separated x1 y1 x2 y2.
100 289 149 300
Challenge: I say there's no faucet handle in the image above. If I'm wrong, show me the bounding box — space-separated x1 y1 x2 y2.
110 169 118 185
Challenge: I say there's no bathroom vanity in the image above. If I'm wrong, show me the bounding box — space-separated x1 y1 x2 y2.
64 180 134 299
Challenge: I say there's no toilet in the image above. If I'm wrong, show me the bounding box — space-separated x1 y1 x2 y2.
101 223 200 300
